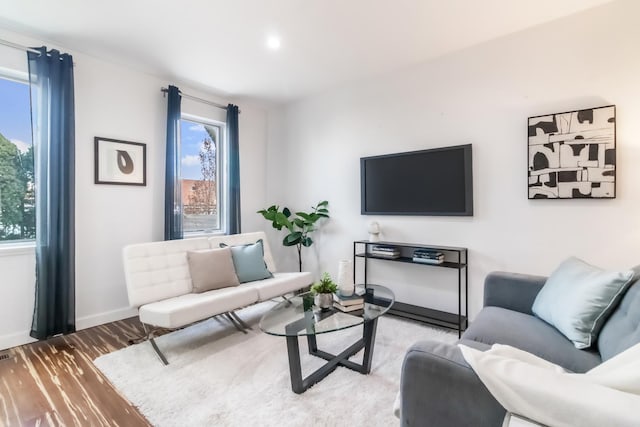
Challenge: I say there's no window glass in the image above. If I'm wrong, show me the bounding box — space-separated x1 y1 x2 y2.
180 117 224 234
0 76 34 242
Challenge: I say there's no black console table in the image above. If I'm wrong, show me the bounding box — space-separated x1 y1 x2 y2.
353 240 468 337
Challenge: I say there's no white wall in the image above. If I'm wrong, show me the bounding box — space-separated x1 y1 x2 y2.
0 29 270 349
267 0 640 319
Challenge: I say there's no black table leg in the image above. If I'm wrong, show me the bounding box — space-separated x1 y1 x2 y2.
286 335 305 394
284 318 380 393
307 333 318 354
361 318 379 374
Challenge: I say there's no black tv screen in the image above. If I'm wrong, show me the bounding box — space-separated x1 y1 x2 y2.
361 144 473 216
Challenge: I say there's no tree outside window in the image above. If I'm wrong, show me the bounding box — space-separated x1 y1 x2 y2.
180 118 224 234
0 77 35 242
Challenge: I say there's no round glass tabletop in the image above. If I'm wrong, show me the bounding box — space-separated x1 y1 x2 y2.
259 284 395 337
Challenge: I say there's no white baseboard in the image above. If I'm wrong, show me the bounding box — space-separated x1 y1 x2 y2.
0 331 37 351
0 306 138 351
75 306 138 330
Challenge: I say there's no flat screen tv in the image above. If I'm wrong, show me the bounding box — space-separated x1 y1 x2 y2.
360 144 473 216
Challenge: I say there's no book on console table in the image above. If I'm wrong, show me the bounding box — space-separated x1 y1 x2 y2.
334 293 364 306
412 257 444 264
371 244 397 251
370 246 401 258
413 254 444 260
370 251 401 259
333 302 365 313
371 245 399 252
413 249 444 259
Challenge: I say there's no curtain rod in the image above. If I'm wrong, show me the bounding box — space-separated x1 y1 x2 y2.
0 38 41 55
160 87 240 113
0 38 75 66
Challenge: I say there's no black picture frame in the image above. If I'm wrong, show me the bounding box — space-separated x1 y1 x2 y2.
94 137 147 186
527 105 616 199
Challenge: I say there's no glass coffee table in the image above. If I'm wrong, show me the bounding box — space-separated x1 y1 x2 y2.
260 284 395 394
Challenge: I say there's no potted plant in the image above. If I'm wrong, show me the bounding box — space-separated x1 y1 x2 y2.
311 272 338 310
257 201 330 272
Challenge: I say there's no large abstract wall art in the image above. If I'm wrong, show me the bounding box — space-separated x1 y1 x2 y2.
528 105 616 199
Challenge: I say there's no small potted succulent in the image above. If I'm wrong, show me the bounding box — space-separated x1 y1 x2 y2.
311 272 338 310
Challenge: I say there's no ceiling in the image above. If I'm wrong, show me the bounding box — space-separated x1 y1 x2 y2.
0 0 614 104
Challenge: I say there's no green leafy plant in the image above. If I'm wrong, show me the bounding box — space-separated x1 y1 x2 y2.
257 200 330 272
310 272 338 295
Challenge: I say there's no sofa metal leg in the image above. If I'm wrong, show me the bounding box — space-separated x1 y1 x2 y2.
212 314 227 324
225 313 248 334
229 311 252 330
149 337 169 365
143 324 169 365
281 294 294 308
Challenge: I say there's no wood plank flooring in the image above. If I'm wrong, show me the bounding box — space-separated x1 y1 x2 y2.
0 318 153 426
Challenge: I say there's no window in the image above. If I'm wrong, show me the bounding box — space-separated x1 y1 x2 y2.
180 115 225 234
0 75 34 242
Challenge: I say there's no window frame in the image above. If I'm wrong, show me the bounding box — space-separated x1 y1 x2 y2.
0 70 36 250
179 113 227 237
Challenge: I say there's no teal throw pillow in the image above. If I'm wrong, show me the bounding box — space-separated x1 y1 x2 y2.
532 257 634 349
220 239 273 283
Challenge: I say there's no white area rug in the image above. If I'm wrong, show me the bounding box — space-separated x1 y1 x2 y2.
94 302 456 427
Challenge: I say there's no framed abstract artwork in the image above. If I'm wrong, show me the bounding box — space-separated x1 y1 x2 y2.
527 105 616 199
94 137 147 186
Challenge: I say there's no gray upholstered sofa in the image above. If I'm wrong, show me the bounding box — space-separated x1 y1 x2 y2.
400 270 640 427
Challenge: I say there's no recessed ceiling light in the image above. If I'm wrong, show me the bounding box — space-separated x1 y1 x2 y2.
266 36 281 50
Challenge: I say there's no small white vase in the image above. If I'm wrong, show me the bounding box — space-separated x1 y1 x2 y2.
368 221 380 242
337 259 354 296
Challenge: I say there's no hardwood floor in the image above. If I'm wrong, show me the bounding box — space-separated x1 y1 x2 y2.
0 319 152 426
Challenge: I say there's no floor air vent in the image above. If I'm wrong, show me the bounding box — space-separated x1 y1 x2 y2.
0 354 10 361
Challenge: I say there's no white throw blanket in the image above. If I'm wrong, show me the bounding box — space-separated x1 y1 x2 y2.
459 343 640 427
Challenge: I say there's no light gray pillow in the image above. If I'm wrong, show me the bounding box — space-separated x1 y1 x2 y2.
220 239 273 283
187 247 240 293
532 257 635 349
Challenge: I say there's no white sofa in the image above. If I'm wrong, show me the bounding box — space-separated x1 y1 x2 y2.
122 231 312 363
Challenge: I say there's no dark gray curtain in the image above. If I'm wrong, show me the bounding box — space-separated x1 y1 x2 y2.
28 47 76 340
164 85 183 240
227 104 241 234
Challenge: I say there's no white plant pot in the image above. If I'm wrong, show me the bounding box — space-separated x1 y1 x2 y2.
315 293 333 310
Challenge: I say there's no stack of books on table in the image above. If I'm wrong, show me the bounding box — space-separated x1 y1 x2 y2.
333 293 365 313
369 245 400 259
413 249 444 264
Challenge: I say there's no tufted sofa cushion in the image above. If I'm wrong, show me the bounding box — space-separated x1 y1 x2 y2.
139 285 258 328
122 231 316 335
123 232 279 308
598 278 640 361
242 272 313 301
123 238 210 307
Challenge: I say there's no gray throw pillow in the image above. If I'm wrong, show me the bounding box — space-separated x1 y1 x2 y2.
220 239 273 283
532 256 635 349
187 247 240 293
